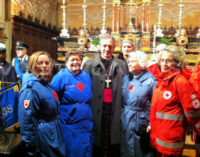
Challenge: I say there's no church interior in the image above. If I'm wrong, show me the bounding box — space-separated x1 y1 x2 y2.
0 0 200 156
0 0 200 70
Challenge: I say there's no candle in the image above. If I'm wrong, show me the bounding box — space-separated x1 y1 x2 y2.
84 0 86 4
63 0 65 5
104 0 106 5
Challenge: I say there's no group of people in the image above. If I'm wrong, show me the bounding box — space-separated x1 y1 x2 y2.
1 35 200 157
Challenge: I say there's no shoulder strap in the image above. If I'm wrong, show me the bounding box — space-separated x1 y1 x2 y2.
14 58 23 80
26 80 35 88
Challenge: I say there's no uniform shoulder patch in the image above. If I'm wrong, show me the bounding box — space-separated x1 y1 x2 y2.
24 100 30 109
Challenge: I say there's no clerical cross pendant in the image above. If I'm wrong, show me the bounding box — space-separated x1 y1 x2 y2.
105 79 111 88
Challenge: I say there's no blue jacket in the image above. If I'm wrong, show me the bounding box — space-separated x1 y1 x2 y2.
121 70 157 157
18 73 66 157
51 68 93 157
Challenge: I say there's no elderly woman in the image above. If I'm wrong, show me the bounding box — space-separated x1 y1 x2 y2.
18 51 66 157
121 51 156 157
51 50 93 157
150 45 200 157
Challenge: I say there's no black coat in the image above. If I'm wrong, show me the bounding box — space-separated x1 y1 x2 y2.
0 61 18 88
83 55 128 146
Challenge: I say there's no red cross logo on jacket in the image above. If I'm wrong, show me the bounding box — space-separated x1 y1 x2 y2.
53 91 58 100
128 85 134 92
76 82 85 91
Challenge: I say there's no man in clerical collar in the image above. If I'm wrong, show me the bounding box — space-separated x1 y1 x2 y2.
0 42 17 89
83 35 128 157
12 41 30 80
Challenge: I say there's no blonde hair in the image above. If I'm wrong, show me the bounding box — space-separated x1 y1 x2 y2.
29 51 52 77
157 45 186 70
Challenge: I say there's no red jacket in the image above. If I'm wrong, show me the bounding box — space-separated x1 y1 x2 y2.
150 70 200 155
189 65 200 134
147 63 191 80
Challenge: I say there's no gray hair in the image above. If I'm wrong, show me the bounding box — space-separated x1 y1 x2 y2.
128 50 148 69
157 45 186 70
156 43 167 53
122 39 135 48
99 35 115 46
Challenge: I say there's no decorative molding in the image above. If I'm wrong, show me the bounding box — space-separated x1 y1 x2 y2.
11 0 58 26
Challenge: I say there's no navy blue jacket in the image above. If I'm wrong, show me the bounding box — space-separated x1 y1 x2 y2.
18 73 66 157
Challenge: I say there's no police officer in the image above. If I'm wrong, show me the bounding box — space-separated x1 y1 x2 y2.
0 42 18 89
12 41 30 80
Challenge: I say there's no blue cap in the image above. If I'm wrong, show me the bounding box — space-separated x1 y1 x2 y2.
0 42 6 52
16 41 28 49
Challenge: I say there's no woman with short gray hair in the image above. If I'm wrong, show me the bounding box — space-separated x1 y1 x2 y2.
121 50 156 157
150 45 200 156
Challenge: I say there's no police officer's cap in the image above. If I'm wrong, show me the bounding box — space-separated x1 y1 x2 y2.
16 41 29 49
0 42 6 53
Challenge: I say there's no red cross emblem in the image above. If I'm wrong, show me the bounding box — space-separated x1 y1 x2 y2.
76 82 85 92
53 91 58 100
128 85 134 92
163 91 172 100
192 99 200 109
24 100 30 109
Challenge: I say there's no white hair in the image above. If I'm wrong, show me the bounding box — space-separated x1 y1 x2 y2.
156 43 167 53
128 50 148 69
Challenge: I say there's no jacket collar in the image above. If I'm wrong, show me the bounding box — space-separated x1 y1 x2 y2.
157 70 180 87
93 55 119 76
129 70 150 83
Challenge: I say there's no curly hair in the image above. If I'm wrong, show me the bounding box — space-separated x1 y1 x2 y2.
157 45 186 70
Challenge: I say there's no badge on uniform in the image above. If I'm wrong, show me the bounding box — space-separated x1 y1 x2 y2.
192 99 200 109
53 91 58 100
163 91 172 100
128 85 134 92
24 100 30 109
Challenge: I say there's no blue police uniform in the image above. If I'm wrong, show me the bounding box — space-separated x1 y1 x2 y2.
12 41 30 80
121 70 157 157
18 73 66 157
51 68 93 157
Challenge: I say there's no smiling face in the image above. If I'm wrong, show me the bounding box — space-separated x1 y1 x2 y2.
35 54 51 80
160 51 176 73
127 56 142 74
66 54 82 75
100 38 115 60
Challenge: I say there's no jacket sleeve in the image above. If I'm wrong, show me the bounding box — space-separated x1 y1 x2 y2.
18 87 40 154
51 73 64 100
175 76 200 127
82 60 91 74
